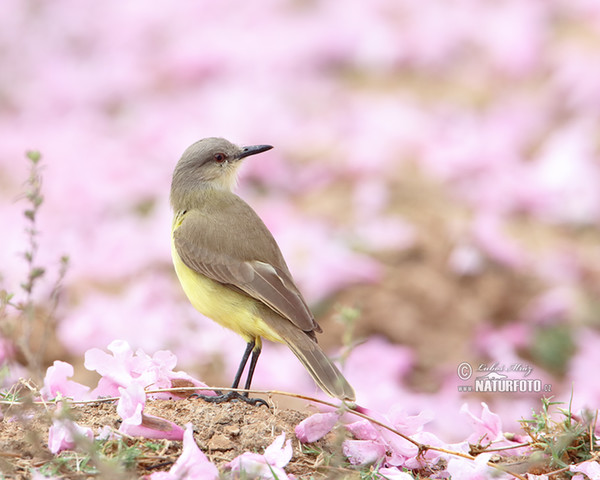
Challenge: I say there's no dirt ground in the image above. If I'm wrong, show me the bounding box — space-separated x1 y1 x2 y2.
0 396 362 479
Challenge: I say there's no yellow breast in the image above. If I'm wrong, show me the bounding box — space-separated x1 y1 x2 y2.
170 234 284 345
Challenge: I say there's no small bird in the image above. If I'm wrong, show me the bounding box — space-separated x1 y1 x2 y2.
170 137 355 405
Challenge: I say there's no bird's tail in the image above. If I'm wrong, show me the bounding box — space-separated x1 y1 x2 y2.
261 315 356 401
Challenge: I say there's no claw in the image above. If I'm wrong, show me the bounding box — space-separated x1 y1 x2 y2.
192 391 269 408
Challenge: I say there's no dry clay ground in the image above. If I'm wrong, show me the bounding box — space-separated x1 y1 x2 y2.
0 392 544 480
0 396 355 479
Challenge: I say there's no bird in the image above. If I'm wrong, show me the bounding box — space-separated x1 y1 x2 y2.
170 137 355 405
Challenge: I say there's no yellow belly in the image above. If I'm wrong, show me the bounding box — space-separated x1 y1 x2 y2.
171 238 284 345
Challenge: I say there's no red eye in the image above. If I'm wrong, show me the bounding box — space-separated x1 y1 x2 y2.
214 153 226 163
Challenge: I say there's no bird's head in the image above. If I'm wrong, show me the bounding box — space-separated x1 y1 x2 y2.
173 137 273 194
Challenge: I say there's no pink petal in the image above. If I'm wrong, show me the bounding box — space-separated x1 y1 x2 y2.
345 419 380 441
117 383 146 426
116 383 184 440
227 433 293 479
48 418 94 454
145 424 218 479
227 453 291 480
84 340 135 387
295 412 339 443
264 433 293 469
389 408 435 435
40 361 90 401
342 439 387 466
571 461 600 480
120 414 184 441
377 468 415 480
460 402 502 443
228 452 266 471
445 453 495 479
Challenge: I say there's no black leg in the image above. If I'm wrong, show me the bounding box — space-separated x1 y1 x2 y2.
244 345 261 391
192 340 268 407
231 340 255 389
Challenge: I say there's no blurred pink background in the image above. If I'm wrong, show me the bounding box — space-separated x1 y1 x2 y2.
1 0 600 441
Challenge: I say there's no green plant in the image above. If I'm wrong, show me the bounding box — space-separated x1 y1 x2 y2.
0 150 69 384
520 396 597 470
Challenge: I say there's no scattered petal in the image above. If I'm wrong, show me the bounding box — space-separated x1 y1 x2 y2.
295 412 339 443
571 461 600 480
342 439 387 466
40 361 90 401
227 432 293 479
460 402 503 444
145 423 218 479
48 418 94 454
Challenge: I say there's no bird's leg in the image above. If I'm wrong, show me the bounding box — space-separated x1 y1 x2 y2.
192 340 268 407
244 345 261 391
231 340 255 390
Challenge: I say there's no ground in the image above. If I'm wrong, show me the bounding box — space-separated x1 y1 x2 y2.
0 396 358 479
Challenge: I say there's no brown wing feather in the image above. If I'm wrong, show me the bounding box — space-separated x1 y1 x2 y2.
173 194 319 334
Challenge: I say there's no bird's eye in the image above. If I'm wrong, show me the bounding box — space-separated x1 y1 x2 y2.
214 153 226 163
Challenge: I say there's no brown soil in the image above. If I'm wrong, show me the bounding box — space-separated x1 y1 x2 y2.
0 397 356 479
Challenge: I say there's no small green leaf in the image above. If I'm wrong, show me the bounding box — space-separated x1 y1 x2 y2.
26 150 41 164
30 267 45 280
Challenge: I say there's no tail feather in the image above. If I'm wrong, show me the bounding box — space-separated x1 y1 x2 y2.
261 313 355 401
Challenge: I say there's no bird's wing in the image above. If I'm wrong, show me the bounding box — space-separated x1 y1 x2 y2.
173 206 319 333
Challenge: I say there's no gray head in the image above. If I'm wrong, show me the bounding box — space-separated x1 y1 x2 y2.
170 137 273 208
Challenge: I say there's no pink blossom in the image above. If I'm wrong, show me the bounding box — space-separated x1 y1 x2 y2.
471 214 528 269
460 403 503 444
48 418 94 454
571 461 600 480
448 244 485 276
295 412 340 443
343 406 442 468
117 383 145 428
528 120 600 224
343 439 388 466
346 419 380 441
84 340 213 399
377 467 415 480
569 330 600 415
350 216 415 252
522 287 576 325
343 337 413 411
85 340 140 394
258 206 381 302
445 453 508 480
117 383 184 440
475 323 532 364
473 0 546 77
40 361 91 401
0 336 17 365
145 423 218 480
227 432 293 479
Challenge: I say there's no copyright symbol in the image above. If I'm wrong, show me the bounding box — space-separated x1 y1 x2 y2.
457 362 473 381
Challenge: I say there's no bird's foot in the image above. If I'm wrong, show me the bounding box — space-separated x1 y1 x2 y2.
191 391 269 408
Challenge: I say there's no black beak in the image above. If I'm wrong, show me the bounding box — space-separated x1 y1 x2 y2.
237 144 273 160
